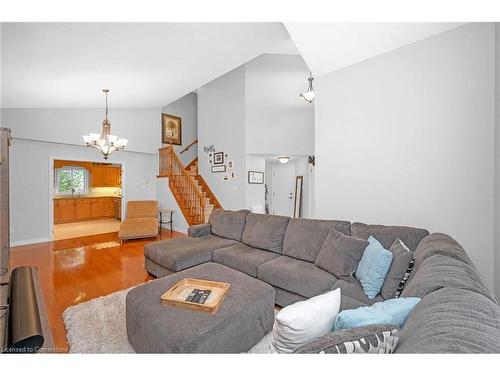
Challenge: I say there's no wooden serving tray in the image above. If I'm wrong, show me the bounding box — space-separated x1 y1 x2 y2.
160 278 230 314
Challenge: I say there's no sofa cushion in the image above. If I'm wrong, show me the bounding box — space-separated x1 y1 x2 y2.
282 218 351 262
144 235 236 272
258 256 337 298
212 243 279 277
351 222 429 252
396 287 500 353
401 253 497 303
315 229 368 279
381 239 414 300
208 209 250 241
242 213 290 253
118 217 159 240
331 279 384 306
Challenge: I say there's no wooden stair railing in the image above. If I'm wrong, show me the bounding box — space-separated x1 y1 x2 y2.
180 138 198 154
158 145 206 224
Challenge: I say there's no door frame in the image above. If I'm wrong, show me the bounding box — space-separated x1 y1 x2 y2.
48 155 126 240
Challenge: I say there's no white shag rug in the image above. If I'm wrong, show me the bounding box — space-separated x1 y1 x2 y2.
62 286 273 353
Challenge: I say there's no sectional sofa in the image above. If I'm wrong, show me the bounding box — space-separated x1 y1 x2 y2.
144 209 500 353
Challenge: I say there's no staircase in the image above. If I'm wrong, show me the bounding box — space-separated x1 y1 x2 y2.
158 145 221 225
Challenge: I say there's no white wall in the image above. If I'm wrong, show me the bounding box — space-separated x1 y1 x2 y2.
9 138 157 245
315 23 496 290
156 178 189 233
161 92 198 165
245 54 314 155
245 155 266 210
495 24 500 296
198 67 246 210
1 108 161 154
1 107 163 244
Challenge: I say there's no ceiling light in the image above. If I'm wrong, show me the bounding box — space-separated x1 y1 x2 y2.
300 72 315 103
83 89 128 160
278 156 290 164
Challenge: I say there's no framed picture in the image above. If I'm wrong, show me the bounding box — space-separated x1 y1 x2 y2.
162 113 182 145
248 171 264 184
213 152 224 165
227 160 234 170
211 165 226 173
293 176 304 218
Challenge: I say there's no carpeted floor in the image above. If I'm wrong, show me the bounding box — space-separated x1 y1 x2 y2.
62 286 273 353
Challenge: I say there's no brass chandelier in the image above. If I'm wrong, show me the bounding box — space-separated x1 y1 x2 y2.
83 89 128 159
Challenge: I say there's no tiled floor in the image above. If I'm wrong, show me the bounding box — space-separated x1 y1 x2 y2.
53 218 122 240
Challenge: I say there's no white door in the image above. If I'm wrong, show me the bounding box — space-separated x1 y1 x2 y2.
271 163 295 216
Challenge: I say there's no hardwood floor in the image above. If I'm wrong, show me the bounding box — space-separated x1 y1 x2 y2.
10 229 186 352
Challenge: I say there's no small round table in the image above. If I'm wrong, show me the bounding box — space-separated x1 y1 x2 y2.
159 209 174 233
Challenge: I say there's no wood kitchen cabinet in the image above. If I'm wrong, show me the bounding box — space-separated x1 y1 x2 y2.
90 165 121 187
57 199 76 222
74 199 91 220
54 197 120 224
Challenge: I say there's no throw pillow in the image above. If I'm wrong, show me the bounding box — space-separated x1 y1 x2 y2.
355 236 393 298
315 229 369 279
380 238 414 299
294 324 399 354
269 288 341 354
333 297 421 331
395 257 415 298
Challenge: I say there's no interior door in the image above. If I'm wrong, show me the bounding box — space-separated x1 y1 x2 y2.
271 163 295 216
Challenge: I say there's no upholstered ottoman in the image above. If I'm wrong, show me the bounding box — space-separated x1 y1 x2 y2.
126 262 275 353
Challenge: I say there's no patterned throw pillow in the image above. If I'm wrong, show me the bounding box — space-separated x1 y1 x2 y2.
295 325 399 354
381 238 414 299
395 256 415 298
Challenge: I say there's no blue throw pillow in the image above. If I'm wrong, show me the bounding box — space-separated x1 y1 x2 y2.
355 236 393 298
333 297 421 331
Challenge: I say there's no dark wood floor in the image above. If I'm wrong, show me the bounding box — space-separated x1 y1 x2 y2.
10 229 186 352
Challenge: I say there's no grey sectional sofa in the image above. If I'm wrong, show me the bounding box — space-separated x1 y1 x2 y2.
144 209 500 353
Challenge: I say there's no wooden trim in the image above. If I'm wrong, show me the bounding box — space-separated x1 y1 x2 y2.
180 139 198 154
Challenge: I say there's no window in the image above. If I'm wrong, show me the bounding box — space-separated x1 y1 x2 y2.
55 167 89 195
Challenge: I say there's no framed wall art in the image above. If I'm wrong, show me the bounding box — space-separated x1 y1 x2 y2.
211 165 226 173
162 113 182 145
293 176 304 218
248 171 264 184
213 152 224 165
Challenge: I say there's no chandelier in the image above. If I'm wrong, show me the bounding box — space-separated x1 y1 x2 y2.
300 72 316 103
83 89 128 159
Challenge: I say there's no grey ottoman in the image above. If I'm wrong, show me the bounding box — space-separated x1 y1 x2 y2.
126 262 275 353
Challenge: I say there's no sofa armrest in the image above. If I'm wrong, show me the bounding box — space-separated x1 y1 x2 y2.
188 223 212 238
294 324 398 353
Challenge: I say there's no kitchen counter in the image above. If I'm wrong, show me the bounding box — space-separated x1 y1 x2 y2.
53 195 121 200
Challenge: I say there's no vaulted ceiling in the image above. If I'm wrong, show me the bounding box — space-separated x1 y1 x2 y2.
1 22 466 108
0 23 289 108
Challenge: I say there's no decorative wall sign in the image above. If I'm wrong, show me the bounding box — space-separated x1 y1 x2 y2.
248 171 264 184
211 165 226 173
213 152 224 165
227 160 234 170
203 145 215 153
161 113 182 145
223 175 230 182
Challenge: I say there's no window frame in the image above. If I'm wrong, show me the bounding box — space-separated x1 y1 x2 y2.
55 166 89 195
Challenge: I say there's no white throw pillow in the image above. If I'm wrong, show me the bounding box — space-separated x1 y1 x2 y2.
269 288 341 353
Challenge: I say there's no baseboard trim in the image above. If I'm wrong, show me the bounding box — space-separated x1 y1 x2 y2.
10 237 50 247
161 224 188 234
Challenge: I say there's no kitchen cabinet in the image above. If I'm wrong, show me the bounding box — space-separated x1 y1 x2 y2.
90 199 104 218
91 165 121 187
54 197 120 224
57 199 75 222
75 199 91 220
103 199 114 217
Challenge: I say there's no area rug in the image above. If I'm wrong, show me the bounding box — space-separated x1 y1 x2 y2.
62 286 273 353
